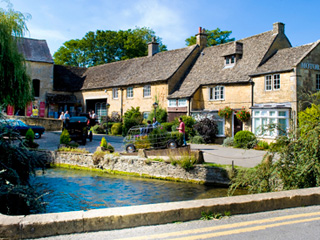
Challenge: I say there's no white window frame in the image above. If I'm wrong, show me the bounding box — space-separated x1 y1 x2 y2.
252 109 289 138
168 99 177 107
209 86 225 101
316 74 320 91
112 88 118 99
178 99 187 106
143 85 151 98
265 74 281 91
127 87 133 98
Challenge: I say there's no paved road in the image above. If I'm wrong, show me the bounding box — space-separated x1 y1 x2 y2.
36 132 267 168
35 205 320 240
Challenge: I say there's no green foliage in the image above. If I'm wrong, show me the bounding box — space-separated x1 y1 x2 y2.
100 137 108 148
191 135 205 144
254 141 269 150
135 135 151 149
222 137 234 147
161 122 174 132
123 107 143 135
169 153 197 171
200 211 230 220
25 128 34 143
91 125 105 134
193 117 218 143
298 104 320 135
234 130 257 149
111 122 122 135
236 108 251 122
60 129 71 144
148 107 167 123
57 147 89 153
172 115 196 140
53 27 167 67
0 5 33 108
186 28 235 47
218 106 233 119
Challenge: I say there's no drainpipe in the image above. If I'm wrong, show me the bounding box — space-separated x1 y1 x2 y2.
250 80 254 107
188 97 192 116
120 88 124 118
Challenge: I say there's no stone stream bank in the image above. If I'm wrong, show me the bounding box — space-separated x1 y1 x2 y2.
36 150 230 186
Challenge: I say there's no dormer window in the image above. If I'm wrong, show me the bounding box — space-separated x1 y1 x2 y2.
225 55 236 67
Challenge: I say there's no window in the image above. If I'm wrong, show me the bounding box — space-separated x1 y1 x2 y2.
95 102 106 118
127 87 133 98
33 79 40 97
225 55 236 66
213 113 225 136
168 99 177 107
209 86 224 100
265 74 280 91
112 88 118 99
178 99 187 106
143 85 151 97
253 109 289 137
316 74 320 91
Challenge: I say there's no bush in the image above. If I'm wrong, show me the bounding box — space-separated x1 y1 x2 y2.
234 130 257 149
161 122 174 132
148 107 167 123
191 135 205 144
111 122 122 135
25 128 35 143
100 137 108 148
60 129 71 144
92 151 106 165
193 117 218 143
223 137 234 147
172 115 196 140
91 125 105 134
254 141 269 150
122 107 143 136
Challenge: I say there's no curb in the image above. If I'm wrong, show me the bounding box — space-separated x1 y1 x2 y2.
0 187 319 239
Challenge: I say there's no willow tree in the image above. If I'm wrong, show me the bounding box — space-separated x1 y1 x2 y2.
0 5 33 108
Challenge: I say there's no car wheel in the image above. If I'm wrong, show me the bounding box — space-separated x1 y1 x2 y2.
126 144 136 153
34 132 41 139
167 140 177 149
89 131 93 142
82 136 87 145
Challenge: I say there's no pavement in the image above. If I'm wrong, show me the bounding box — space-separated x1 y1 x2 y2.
36 131 267 168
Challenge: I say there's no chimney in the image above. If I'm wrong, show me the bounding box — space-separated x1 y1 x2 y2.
148 37 159 57
273 22 285 35
196 27 208 50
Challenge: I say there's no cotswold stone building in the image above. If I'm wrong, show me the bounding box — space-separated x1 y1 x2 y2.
11 22 320 140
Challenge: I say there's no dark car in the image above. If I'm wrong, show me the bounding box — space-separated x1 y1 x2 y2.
64 116 92 145
0 119 45 139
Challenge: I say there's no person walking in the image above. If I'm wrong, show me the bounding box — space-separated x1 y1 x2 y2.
177 117 187 146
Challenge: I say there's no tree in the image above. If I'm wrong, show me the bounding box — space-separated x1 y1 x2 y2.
185 28 235 47
0 4 33 108
54 27 167 67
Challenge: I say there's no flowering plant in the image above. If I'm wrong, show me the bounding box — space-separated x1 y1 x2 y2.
218 106 233 119
236 108 251 122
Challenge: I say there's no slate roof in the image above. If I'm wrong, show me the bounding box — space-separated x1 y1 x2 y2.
54 65 86 92
168 30 280 98
81 45 198 90
17 38 54 63
252 42 317 75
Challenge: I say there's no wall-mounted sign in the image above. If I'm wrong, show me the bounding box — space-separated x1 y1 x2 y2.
39 102 45 117
301 62 320 70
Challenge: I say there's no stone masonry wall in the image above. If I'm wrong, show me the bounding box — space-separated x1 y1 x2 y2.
43 151 230 186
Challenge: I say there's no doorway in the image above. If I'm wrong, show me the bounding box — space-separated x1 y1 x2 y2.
233 114 243 136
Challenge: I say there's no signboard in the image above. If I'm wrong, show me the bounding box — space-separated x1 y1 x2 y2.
7 105 14 115
27 102 33 116
301 62 320 70
39 102 45 117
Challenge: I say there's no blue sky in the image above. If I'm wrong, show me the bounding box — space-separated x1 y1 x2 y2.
2 0 320 56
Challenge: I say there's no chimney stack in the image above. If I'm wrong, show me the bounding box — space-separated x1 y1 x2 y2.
196 27 208 50
273 22 285 35
148 37 159 57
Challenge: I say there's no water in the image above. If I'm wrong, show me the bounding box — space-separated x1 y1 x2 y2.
31 168 244 214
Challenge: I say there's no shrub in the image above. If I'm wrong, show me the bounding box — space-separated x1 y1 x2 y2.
193 117 218 143
148 107 167 123
25 128 35 143
191 135 205 144
60 129 71 144
223 137 234 147
122 107 143 136
111 122 122 135
169 153 197 171
106 144 115 153
92 151 106 165
57 147 89 153
234 130 257 149
21 128 39 148
100 137 108 148
161 122 174 132
254 141 269 150
91 125 105 134
172 115 196 140
135 135 151 149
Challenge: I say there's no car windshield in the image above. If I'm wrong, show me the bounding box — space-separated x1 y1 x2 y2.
0 119 28 127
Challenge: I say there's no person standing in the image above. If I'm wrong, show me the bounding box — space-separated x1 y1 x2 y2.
152 117 160 128
32 106 39 117
177 117 187 146
59 112 65 120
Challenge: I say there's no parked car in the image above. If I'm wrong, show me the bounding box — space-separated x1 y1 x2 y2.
123 125 182 153
64 116 92 145
0 119 45 139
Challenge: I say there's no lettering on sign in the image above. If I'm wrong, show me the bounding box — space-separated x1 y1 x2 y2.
301 62 320 70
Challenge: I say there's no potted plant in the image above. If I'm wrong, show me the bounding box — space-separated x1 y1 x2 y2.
218 106 233 119
236 108 251 122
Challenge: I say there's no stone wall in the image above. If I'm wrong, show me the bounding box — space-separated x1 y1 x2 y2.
41 151 230 186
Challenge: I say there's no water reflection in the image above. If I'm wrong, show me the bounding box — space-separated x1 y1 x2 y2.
31 168 246 214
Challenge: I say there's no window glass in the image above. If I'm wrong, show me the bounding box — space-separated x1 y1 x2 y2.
265 75 272 91
269 111 276 117
178 99 187 106
112 88 118 99
278 119 287 136
316 74 320 91
169 99 176 107
254 118 261 135
127 87 133 98
254 111 260 116
278 111 286 117
143 85 151 97
273 74 280 89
